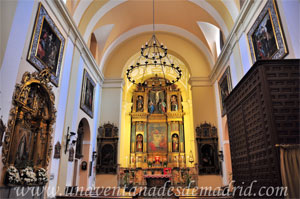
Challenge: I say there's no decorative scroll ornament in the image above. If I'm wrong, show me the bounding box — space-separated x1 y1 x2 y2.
2 68 56 186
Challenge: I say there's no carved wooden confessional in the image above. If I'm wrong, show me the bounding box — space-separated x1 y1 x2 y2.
2 69 56 185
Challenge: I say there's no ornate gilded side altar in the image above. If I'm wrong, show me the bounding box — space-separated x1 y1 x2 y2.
2 69 56 186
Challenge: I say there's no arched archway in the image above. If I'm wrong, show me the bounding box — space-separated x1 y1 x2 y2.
73 118 91 189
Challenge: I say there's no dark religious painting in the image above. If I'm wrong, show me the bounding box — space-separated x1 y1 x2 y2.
148 123 167 153
28 3 65 86
218 67 232 116
247 0 287 63
101 144 114 166
80 69 96 118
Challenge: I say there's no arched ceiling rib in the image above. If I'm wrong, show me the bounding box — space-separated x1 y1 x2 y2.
99 24 214 73
103 32 211 79
73 0 94 25
68 0 240 75
75 0 235 42
90 0 220 56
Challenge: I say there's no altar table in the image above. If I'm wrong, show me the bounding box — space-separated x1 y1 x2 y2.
144 174 171 187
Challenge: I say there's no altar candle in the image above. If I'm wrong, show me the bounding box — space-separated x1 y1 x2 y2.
177 156 179 167
125 156 128 168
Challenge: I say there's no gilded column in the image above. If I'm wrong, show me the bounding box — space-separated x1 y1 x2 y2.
143 123 147 153
131 123 136 153
179 122 185 153
168 122 172 152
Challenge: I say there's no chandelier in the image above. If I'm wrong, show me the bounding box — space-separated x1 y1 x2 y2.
126 0 182 87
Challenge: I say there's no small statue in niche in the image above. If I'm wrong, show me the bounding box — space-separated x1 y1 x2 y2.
15 134 29 167
136 134 143 152
136 96 144 112
171 95 178 111
172 134 179 152
158 99 166 113
148 100 155 114
53 141 61 159
68 147 74 162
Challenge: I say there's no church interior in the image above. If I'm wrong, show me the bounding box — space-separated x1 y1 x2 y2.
0 0 299 198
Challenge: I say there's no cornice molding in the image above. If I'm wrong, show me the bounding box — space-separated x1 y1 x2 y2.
102 78 124 88
47 0 105 83
188 77 212 87
209 0 264 83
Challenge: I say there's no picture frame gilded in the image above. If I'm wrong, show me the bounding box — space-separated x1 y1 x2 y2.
28 3 65 87
247 0 287 63
218 67 232 116
80 69 96 118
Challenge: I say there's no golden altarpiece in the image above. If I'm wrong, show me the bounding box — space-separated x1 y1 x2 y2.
119 77 197 187
2 69 56 186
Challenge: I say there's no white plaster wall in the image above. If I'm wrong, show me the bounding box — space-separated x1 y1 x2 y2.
0 0 35 183
277 0 300 58
100 87 123 125
0 0 35 128
213 82 228 185
65 57 84 187
97 80 123 187
90 83 102 187
229 44 244 88
0 0 18 68
238 33 252 75
48 37 74 197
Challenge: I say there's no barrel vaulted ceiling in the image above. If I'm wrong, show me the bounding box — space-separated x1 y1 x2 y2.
66 0 240 78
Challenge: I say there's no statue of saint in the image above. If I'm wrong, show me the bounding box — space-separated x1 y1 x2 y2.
172 134 179 152
171 95 178 111
136 96 144 112
148 100 155 114
158 99 166 113
136 134 143 152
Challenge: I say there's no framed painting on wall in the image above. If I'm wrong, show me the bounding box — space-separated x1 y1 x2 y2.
28 3 65 87
218 67 232 116
80 69 96 118
247 0 287 63
148 123 167 153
